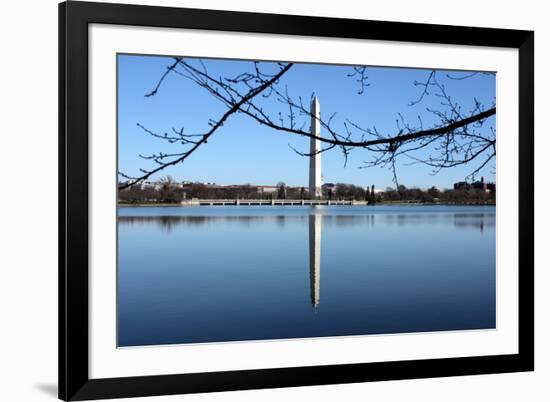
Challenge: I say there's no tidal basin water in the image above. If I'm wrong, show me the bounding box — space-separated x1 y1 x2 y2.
117 205 496 347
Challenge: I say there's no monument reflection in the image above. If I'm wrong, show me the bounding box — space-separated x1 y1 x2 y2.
118 210 494 311
308 213 322 310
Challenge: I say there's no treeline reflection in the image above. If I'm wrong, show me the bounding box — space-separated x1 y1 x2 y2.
118 213 495 232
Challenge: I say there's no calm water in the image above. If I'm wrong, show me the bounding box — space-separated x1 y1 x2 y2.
117 205 496 347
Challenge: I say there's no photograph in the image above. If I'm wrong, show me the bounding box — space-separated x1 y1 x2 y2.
50 1 536 400
117 54 497 347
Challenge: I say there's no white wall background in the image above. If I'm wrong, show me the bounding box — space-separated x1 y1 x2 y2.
0 0 545 401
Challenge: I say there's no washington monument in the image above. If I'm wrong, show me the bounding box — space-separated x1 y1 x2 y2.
309 97 323 198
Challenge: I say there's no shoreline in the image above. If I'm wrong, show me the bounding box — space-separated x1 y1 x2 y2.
118 202 496 207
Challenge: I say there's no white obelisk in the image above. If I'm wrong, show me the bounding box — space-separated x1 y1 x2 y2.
309 97 322 198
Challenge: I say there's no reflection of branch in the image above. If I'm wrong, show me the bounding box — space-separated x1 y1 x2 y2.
118 63 293 189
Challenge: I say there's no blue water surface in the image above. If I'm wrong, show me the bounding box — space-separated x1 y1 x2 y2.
117 205 496 346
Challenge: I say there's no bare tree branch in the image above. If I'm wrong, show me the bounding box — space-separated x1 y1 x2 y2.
118 63 294 189
120 59 496 189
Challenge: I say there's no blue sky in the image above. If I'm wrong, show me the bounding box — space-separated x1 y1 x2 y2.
118 54 496 190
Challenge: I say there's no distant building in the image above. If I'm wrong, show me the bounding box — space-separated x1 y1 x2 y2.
453 177 496 194
453 181 469 190
257 185 278 194
138 180 159 190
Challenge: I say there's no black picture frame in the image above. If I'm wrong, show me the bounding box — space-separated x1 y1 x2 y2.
59 1 534 400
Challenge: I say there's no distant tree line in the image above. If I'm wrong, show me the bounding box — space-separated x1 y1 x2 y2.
118 177 495 205
118 176 184 204
379 185 495 204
